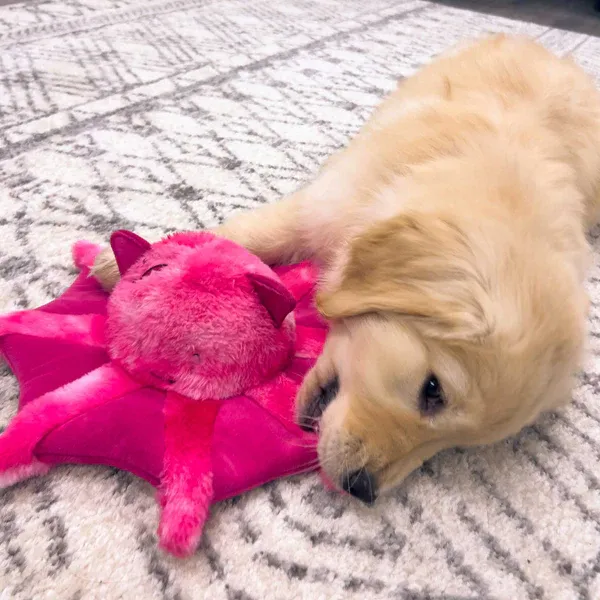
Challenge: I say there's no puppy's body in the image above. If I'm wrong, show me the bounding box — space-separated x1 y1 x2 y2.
94 35 600 499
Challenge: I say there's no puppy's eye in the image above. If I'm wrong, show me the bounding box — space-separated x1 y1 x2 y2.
420 374 445 416
192 353 201 363
141 263 168 278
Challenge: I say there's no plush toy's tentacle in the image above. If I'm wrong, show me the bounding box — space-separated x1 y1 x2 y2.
158 393 220 557
0 363 141 488
0 311 106 347
72 241 103 271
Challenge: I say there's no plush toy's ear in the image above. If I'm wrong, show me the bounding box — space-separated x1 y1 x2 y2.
247 272 296 328
110 230 151 276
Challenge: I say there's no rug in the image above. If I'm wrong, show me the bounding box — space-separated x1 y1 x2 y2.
1 0 600 598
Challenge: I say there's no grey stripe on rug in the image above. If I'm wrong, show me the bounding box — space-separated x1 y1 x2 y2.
1 0 600 599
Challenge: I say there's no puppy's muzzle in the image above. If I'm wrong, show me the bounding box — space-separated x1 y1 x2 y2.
342 469 377 504
298 376 339 431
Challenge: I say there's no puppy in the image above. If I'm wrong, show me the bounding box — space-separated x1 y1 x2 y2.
94 35 600 504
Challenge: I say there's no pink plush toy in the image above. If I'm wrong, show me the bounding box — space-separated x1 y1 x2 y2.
0 230 326 556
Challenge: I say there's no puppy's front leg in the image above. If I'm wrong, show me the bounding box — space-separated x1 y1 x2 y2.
215 190 311 265
91 190 311 291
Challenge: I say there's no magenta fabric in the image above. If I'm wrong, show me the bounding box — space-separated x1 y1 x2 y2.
212 395 312 500
0 233 325 555
27 351 319 501
2 334 109 409
0 271 110 408
36 387 165 486
0 264 321 490
105 230 300 401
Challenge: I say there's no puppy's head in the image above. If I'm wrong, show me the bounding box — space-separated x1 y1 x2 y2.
298 211 586 503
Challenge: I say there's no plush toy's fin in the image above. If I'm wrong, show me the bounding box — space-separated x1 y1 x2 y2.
210 393 319 502
72 241 103 271
110 230 151 276
0 311 106 347
247 272 296 328
0 363 141 488
158 393 220 557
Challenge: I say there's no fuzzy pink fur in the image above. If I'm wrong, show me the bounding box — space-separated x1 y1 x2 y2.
106 231 297 400
72 240 103 270
0 230 324 557
158 392 219 556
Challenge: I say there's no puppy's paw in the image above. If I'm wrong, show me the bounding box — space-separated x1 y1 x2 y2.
296 362 339 431
90 246 121 291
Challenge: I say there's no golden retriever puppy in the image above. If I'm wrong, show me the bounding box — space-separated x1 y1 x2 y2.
94 35 600 504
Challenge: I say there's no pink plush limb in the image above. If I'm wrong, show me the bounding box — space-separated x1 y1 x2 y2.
0 363 142 487
0 311 106 347
158 393 220 557
72 240 103 271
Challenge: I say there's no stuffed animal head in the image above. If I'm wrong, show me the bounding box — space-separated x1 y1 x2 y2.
105 231 297 400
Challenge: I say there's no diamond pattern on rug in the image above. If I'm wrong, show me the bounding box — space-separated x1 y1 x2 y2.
1 0 600 599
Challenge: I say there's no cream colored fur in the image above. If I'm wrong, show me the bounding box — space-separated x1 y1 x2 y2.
93 34 600 496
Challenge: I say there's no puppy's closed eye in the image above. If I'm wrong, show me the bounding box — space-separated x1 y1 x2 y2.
419 374 445 416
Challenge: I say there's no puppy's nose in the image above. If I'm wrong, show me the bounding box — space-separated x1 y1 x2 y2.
342 469 377 504
299 376 339 431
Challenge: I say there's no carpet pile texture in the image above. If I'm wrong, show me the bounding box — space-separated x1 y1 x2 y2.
1 0 600 598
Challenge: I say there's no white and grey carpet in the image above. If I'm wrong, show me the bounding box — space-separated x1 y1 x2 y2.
1 0 600 598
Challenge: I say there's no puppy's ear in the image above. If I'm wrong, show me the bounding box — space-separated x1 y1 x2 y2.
317 212 493 341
